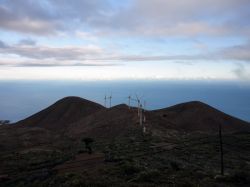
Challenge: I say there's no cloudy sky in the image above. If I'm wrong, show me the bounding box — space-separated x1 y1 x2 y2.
0 0 250 80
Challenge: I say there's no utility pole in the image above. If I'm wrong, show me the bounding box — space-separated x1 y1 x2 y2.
219 124 224 176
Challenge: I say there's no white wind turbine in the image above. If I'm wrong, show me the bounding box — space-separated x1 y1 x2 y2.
135 94 141 117
127 95 132 109
104 94 107 107
143 100 146 123
108 93 112 108
134 94 147 134
142 100 147 133
139 103 143 126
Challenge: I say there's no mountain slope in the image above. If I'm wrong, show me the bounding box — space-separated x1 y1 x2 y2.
148 101 250 132
66 104 141 139
15 96 105 130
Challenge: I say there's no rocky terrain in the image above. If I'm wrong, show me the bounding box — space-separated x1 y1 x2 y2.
1 96 250 186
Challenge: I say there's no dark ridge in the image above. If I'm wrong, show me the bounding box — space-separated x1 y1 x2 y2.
15 96 105 130
12 98 250 134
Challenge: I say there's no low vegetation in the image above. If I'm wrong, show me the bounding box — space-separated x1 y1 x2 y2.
1 98 250 186
1 131 250 186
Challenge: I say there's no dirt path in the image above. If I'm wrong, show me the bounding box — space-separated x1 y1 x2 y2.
53 152 105 174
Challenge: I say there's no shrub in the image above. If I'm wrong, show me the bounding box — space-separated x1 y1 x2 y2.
135 169 160 182
81 137 94 154
120 161 142 175
170 161 180 171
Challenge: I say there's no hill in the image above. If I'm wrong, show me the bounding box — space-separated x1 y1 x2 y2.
15 96 105 130
14 98 250 136
148 101 250 133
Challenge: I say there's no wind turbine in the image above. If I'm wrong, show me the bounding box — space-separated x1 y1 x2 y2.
143 100 146 123
142 100 147 133
104 95 107 107
139 103 143 126
127 95 131 109
108 93 112 108
135 94 141 117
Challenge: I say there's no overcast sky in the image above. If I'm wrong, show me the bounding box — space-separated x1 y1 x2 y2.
0 0 250 80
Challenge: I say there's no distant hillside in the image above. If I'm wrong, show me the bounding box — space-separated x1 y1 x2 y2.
149 101 250 133
15 96 105 130
14 98 250 136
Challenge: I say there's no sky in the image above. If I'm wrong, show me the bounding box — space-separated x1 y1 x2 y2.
0 0 250 81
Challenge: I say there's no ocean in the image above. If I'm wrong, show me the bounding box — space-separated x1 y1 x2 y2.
0 80 250 123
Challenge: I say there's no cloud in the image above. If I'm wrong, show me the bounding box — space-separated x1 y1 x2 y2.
217 41 250 62
75 31 98 41
0 61 118 67
18 38 37 46
0 0 110 35
88 0 250 37
113 43 250 62
1 0 250 68
0 41 120 67
1 41 250 66
0 3 59 35
90 54 210 62
1 0 250 38
0 43 104 61
0 58 120 67
232 63 250 80
0 40 7 48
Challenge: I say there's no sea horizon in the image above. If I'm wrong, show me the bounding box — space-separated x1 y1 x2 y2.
1 79 250 123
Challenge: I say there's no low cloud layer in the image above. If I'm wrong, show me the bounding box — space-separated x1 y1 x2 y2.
1 39 250 67
219 41 250 62
232 63 250 80
0 40 103 60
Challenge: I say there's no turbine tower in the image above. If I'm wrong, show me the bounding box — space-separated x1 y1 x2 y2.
135 94 141 117
139 103 143 126
143 100 146 123
108 93 112 108
127 95 131 109
104 95 107 107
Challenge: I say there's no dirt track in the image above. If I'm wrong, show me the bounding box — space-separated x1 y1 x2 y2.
53 153 105 174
